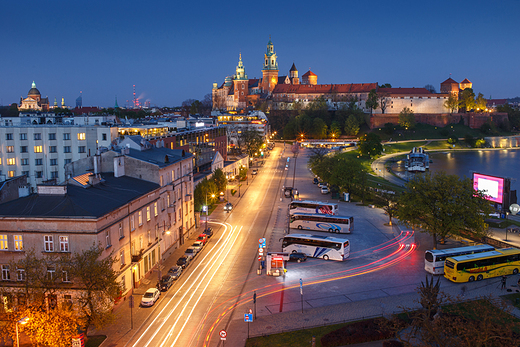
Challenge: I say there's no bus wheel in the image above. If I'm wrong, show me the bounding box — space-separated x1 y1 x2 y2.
297 225 302 229
514 268 519 275
328 228 334 233
477 275 483 281
335 229 340 233
469 276 475 282
323 255 329 260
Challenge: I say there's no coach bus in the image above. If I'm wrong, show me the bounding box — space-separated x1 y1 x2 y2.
289 200 338 215
424 244 494 275
444 248 520 283
290 213 354 233
282 234 350 261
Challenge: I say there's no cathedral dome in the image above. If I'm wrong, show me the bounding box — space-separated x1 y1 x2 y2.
28 81 41 96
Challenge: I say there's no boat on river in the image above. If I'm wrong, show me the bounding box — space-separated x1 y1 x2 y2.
405 147 429 172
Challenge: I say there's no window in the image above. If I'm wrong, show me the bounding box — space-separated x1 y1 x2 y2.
64 159 71 165
47 267 55 281
139 236 143 250
62 270 70 282
139 211 143 225
147 230 151 245
6 146 14 153
6 133 13 140
14 235 22 251
34 145 43 153
106 230 111 248
59 236 69 252
120 250 125 266
22 171 29 177
34 133 41 140
63 133 70 140
63 295 72 310
44 235 54 252
20 146 28 153
50 159 57 166
49 146 57 153
0 235 7 250
121 275 126 292
20 133 27 140
154 202 158 216
51 171 58 179
2 265 10 281
21 159 28 166
35 159 43 166
147 207 151 221
78 133 86 140
119 223 124 239
49 133 56 140
17 269 25 281
8 171 15 178
63 146 71 153
78 146 86 153
7 158 15 165
130 215 135 231
36 171 43 178
102 133 107 141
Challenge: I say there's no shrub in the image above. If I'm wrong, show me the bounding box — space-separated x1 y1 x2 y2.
447 136 458 145
439 127 449 136
320 318 394 347
383 122 395 135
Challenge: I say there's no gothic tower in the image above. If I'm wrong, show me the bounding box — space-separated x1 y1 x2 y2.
261 38 279 94
289 63 299 85
233 53 249 110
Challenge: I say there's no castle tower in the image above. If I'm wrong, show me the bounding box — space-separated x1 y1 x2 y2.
302 70 317 85
459 78 472 90
289 63 299 85
61 97 65 107
233 53 249 109
261 37 279 94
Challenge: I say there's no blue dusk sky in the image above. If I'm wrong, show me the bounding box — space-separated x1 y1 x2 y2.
1 0 519 108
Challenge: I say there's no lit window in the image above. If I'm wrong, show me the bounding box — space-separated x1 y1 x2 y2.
119 223 124 239
106 230 111 248
6 146 14 153
147 206 151 221
139 211 143 225
78 133 86 140
14 236 22 251
120 250 125 266
154 202 158 216
34 145 43 153
0 235 7 250
59 236 69 252
44 235 54 252
7 158 15 165
131 215 135 231
8 171 15 178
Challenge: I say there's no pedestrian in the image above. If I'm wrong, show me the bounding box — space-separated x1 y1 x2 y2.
460 285 467 298
501 275 507 290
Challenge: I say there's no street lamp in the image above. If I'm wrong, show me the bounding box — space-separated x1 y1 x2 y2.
16 317 29 347
205 193 215 230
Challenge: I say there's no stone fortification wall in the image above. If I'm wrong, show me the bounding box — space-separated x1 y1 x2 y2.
369 112 508 129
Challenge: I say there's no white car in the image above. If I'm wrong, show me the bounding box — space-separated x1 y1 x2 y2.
192 241 204 251
321 186 329 194
184 247 198 259
141 288 160 307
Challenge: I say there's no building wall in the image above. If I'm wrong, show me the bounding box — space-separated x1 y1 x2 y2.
369 112 508 129
373 95 449 114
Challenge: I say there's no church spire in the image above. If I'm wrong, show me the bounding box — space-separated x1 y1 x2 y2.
235 53 247 80
32 81 36 89
263 38 278 71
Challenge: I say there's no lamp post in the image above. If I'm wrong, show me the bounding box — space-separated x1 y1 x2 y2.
205 193 215 230
16 317 29 347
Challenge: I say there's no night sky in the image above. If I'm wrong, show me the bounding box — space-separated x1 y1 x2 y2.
2 0 519 108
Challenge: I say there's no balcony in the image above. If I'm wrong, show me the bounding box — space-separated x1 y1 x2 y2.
131 249 144 263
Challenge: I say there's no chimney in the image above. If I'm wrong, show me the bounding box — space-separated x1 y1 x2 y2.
94 153 101 175
114 155 125 178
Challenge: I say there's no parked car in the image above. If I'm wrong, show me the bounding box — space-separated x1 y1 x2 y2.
192 241 204 251
176 256 190 268
313 177 319 184
252 169 258 175
318 182 328 188
203 227 214 238
224 202 233 212
159 274 174 291
197 233 208 245
184 247 198 259
289 252 307 263
321 186 330 194
168 265 183 280
141 288 160 307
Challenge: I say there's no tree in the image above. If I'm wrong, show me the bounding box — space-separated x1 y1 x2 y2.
312 118 328 139
475 92 487 111
379 95 389 114
398 107 416 129
329 121 342 138
344 115 360 136
69 245 122 338
365 89 379 114
358 133 383 158
396 172 492 249
211 168 227 194
459 88 476 113
443 94 459 113
379 83 392 88
194 178 218 211
238 127 264 158
382 198 398 226
424 84 437 93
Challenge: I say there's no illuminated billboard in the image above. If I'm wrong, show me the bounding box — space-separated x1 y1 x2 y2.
473 173 504 204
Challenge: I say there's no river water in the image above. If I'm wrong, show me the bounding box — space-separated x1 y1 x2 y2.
392 148 520 189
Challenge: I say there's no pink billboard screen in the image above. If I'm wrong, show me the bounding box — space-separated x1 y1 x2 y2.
473 173 504 204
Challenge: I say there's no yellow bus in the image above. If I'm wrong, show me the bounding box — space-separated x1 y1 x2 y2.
444 248 520 283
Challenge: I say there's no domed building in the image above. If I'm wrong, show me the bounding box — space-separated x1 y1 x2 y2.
20 81 49 111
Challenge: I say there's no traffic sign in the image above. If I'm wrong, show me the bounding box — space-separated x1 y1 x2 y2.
258 256 262 261
300 278 303 295
258 247 264 254
258 238 264 244
219 329 227 340
244 313 253 322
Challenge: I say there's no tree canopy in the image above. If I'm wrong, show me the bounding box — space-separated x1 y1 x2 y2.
395 172 492 249
398 107 416 129
357 133 383 158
